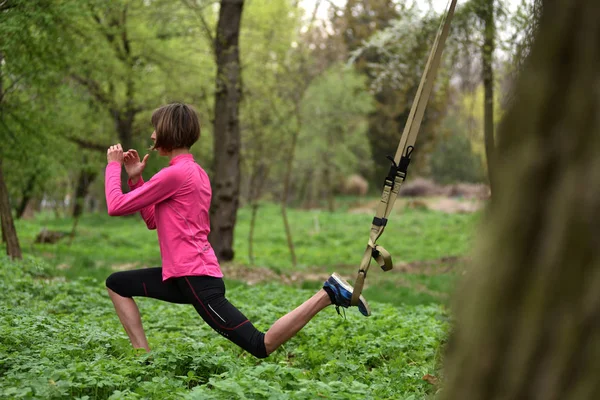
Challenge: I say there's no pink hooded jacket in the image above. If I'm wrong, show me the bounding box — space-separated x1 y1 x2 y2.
105 154 223 280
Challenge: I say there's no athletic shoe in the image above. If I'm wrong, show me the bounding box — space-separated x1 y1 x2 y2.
323 273 371 317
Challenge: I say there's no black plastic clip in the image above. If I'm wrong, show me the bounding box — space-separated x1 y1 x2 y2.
372 217 388 227
384 155 399 187
398 146 414 178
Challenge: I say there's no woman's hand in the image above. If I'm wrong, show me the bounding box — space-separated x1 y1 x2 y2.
123 149 150 184
107 144 124 164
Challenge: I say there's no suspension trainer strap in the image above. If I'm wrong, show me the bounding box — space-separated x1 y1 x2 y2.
351 0 458 306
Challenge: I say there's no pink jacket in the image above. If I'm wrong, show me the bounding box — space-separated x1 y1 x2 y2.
105 154 223 280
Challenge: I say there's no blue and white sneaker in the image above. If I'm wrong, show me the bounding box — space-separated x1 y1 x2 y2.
323 273 371 317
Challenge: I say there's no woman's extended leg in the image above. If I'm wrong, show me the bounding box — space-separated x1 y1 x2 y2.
263 289 331 354
178 273 370 358
106 268 190 352
263 273 371 354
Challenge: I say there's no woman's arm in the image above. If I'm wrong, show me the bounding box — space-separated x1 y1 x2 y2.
128 177 157 230
105 162 183 217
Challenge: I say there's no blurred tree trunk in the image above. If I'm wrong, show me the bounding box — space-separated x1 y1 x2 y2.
0 51 22 259
16 174 36 219
115 97 136 191
442 1 600 398
247 162 268 265
208 0 244 262
0 160 22 260
279 1 323 267
479 0 496 194
73 157 97 218
280 104 300 267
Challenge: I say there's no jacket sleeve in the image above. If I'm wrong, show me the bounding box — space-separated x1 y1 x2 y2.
128 177 156 230
105 162 183 219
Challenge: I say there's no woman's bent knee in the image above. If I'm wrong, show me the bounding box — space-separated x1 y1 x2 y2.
251 346 269 359
106 272 130 297
250 334 269 359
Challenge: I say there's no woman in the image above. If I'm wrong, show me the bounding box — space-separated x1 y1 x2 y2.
105 103 370 358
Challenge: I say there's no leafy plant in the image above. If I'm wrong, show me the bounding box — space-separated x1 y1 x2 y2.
0 256 449 399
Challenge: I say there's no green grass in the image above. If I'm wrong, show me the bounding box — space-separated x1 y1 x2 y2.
0 256 449 399
16 201 477 271
16 213 160 280
235 203 477 269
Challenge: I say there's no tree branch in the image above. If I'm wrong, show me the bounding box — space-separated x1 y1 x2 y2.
67 136 111 152
70 75 118 113
180 0 216 55
0 0 15 11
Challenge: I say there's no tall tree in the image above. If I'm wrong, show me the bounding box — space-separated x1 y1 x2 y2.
442 0 600 398
0 160 21 259
335 0 401 180
0 0 80 257
297 65 373 210
208 0 244 261
238 0 301 265
0 52 21 259
69 0 214 191
476 0 496 193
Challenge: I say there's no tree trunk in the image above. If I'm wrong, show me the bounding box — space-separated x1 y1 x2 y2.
115 105 135 191
324 132 336 212
322 163 335 212
0 159 22 259
247 161 268 265
280 102 302 267
248 203 259 265
0 51 22 259
442 1 600 398
16 174 36 219
208 0 244 262
480 0 496 194
73 158 97 218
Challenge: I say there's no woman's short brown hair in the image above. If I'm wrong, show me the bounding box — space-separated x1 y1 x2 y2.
151 103 200 151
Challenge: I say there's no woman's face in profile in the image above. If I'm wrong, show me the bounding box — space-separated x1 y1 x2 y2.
151 131 168 156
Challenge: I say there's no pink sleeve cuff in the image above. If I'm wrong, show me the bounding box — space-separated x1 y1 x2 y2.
128 176 145 189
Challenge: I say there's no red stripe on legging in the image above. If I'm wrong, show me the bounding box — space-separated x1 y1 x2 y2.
143 282 148 297
184 277 250 331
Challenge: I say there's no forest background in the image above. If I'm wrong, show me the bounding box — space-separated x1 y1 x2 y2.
0 0 538 264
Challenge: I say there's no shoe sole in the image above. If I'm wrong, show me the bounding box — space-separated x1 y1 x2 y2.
331 273 371 316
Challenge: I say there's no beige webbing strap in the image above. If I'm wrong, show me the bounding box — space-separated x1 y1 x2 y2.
351 0 458 307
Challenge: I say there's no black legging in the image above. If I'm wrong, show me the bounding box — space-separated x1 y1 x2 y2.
105 268 267 358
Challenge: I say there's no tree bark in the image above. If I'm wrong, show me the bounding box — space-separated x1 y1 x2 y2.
442 1 600 398
280 102 302 267
480 0 496 194
247 161 268 265
73 157 98 218
208 0 244 262
16 174 36 219
0 159 22 259
0 51 22 259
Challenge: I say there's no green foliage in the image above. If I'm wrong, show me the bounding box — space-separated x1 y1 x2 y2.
430 132 485 184
239 0 301 201
16 212 159 280
0 0 84 212
0 256 449 399
16 203 478 275
234 203 477 269
347 3 454 179
295 64 374 205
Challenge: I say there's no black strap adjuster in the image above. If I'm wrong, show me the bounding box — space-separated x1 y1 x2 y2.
372 217 388 227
